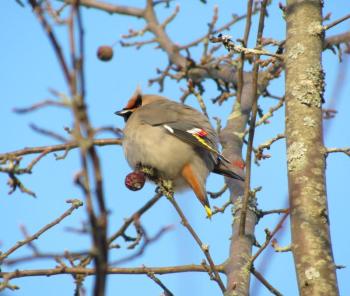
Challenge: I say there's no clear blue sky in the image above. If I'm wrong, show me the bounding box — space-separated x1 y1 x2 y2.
1 1 349 295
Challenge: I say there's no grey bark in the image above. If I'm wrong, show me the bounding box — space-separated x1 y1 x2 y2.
285 1 339 295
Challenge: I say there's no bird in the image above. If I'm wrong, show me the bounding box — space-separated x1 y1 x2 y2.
115 88 244 218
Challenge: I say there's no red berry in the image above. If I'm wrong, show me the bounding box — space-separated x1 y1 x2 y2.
125 171 146 191
97 46 113 62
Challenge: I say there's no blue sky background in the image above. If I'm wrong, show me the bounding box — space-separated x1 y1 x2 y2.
1 1 349 295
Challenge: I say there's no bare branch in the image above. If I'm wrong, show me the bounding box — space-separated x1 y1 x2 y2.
28 0 71 86
166 195 226 292
0 199 83 263
255 134 285 161
210 35 283 60
239 0 269 236
324 31 350 48
235 0 254 106
212 200 231 215
251 267 283 296
111 225 173 266
108 192 163 244
323 13 350 31
323 108 337 119
271 239 292 253
0 264 224 280
258 208 289 218
63 0 144 18
4 251 90 266
207 183 228 199
180 7 260 50
325 147 350 157
6 173 36 197
187 80 209 118
146 271 174 296
0 138 122 161
120 38 157 49
13 99 69 113
250 212 289 264
253 97 285 131
161 4 179 28
29 123 68 142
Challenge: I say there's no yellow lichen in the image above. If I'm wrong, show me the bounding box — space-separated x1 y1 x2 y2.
291 66 324 107
305 267 320 280
287 43 305 60
287 142 307 171
307 21 323 36
303 116 316 127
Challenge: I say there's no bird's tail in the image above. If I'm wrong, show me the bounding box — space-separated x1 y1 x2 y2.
213 160 245 181
181 163 212 218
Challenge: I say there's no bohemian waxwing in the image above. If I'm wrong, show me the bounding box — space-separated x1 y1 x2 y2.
115 89 244 217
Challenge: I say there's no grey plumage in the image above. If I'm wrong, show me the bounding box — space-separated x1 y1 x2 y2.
116 91 244 217
123 95 214 189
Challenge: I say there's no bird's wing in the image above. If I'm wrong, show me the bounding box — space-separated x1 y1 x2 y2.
138 101 229 162
137 100 190 125
161 122 221 155
161 121 231 164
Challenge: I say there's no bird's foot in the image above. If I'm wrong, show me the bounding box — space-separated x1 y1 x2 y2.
160 179 174 199
155 179 174 199
138 165 157 179
137 164 174 198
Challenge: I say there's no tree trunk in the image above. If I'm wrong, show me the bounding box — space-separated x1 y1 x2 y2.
222 80 258 296
285 0 339 295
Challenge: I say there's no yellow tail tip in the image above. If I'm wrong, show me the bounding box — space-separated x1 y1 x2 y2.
205 206 212 219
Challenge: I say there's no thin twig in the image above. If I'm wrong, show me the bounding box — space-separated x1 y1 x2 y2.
180 7 260 50
74 192 163 279
0 199 83 263
252 97 285 132
28 0 71 85
324 13 350 31
207 183 228 199
63 0 144 18
325 147 350 157
188 80 209 118
258 208 289 218
19 225 40 255
250 212 289 264
255 134 285 161
161 4 179 28
1 148 52 175
146 271 174 296
108 192 163 244
0 264 224 280
210 36 283 59
13 100 69 113
29 123 68 142
73 1 109 293
236 0 254 105
111 225 173 266
271 239 292 253
251 267 283 296
0 138 122 160
239 0 268 236
212 200 231 215
166 196 226 292
4 251 90 266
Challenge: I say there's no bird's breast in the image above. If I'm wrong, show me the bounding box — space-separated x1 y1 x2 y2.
123 123 194 180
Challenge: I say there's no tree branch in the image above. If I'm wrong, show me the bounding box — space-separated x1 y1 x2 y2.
0 263 224 280
0 199 83 263
0 138 122 161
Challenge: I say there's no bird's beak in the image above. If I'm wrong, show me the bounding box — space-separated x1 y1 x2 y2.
114 109 130 117
115 108 134 122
